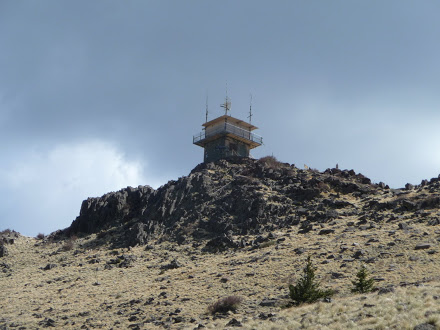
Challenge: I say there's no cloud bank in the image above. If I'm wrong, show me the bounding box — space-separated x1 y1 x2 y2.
0 140 160 236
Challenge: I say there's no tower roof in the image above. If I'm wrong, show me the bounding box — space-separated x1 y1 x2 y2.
202 115 258 131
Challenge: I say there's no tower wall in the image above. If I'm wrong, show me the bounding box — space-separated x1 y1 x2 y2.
203 136 250 163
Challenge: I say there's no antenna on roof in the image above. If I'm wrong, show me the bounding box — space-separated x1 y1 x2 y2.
220 83 231 116
248 94 253 124
205 92 209 123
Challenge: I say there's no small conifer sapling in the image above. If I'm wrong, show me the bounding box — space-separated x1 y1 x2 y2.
289 256 334 305
352 264 375 293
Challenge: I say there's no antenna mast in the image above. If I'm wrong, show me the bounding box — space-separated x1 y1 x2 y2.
248 94 253 124
205 93 209 123
220 84 231 116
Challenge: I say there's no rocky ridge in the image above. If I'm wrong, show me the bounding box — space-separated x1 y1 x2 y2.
65 157 440 250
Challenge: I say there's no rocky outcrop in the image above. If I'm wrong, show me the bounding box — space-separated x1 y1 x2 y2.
67 156 440 248
0 229 20 245
67 157 388 247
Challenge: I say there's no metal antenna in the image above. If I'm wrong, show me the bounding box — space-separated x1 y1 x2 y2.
220 83 231 116
248 94 253 124
205 92 209 123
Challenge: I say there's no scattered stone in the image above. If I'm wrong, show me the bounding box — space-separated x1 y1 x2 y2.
42 264 57 271
107 255 137 268
225 318 242 327
353 250 367 259
363 303 375 308
259 299 277 307
160 259 181 270
298 222 313 234
38 318 56 327
331 272 345 279
398 223 410 230
413 323 436 330
428 218 440 226
173 316 184 323
378 287 395 295
319 229 335 235
258 312 276 320
144 297 155 305
203 235 238 253
415 243 431 250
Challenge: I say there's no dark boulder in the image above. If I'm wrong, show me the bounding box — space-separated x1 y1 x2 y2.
203 235 238 253
0 245 8 258
413 323 436 330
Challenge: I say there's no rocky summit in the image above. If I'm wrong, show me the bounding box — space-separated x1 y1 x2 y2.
1 156 440 329
67 157 438 251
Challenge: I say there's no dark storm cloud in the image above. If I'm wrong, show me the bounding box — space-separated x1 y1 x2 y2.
1 1 440 235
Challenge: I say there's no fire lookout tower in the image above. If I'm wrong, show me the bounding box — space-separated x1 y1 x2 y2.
193 96 262 163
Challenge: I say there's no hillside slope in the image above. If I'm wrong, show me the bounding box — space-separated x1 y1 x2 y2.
1 157 440 329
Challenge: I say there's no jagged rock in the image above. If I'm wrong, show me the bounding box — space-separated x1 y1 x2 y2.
126 222 153 247
405 183 414 190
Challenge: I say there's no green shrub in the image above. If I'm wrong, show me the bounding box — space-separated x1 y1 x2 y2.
208 296 243 314
351 264 375 293
289 256 334 305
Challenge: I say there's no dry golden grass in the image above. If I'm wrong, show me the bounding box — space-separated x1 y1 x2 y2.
1 208 440 329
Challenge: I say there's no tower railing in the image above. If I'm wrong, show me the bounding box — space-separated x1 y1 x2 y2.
193 123 263 145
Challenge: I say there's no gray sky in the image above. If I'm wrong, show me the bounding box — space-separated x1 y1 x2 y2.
1 1 440 236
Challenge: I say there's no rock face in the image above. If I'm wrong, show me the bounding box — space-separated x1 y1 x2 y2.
66 157 440 248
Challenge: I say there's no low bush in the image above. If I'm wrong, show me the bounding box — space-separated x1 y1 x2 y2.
36 233 45 240
62 235 77 251
208 296 243 314
258 155 284 169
